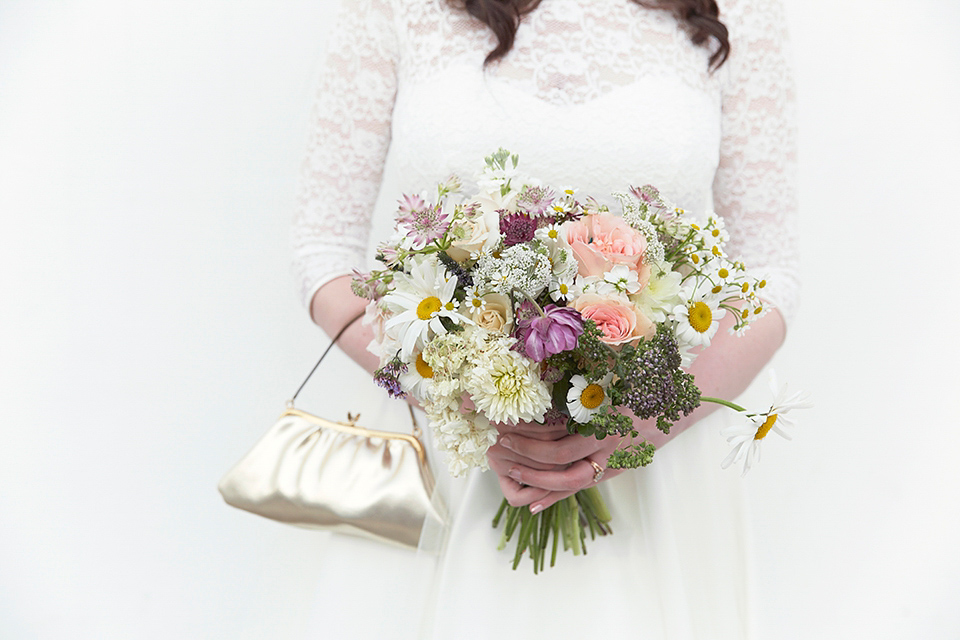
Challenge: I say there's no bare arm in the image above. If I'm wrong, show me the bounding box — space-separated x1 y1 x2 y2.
310 275 379 376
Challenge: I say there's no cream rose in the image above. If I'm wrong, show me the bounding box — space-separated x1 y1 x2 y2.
447 206 502 262
573 293 655 345
470 292 513 333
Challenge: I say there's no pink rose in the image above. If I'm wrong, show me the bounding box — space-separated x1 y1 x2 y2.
573 293 655 345
565 213 649 285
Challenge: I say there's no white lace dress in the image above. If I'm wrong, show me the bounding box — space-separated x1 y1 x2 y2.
292 0 798 637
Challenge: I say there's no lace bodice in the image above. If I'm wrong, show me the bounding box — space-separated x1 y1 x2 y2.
292 0 799 323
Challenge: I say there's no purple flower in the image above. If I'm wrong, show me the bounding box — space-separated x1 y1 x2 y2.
373 358 407 399
500 212 537 246
516 304 585 362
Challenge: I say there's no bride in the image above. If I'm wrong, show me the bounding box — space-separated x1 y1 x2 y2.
292 0 798 637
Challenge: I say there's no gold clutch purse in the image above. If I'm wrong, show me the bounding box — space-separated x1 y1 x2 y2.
218 314 444 549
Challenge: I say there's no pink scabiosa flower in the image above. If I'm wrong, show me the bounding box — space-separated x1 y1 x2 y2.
515 304 584 362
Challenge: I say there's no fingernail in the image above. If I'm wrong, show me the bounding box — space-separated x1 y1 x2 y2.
530 503 544 514
508 467 521 482
500 436 514 451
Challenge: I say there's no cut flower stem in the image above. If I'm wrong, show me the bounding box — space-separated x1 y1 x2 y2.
493 487 612 573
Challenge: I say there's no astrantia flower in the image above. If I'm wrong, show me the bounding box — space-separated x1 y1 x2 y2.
516 185 556 217
500 212 537 246
464 331 551 425
720 371 813 476
397 198 451 249
515 304 584 361
567 373 613 423
383 258 471 359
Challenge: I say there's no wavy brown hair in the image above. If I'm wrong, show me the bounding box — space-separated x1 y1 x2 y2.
453 0 730 70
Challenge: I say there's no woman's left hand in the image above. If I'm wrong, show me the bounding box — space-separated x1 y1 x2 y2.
486 422 626 512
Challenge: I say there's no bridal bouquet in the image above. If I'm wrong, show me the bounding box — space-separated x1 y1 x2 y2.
353 149 808 572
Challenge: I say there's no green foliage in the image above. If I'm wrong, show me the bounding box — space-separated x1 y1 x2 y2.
606 442 657 470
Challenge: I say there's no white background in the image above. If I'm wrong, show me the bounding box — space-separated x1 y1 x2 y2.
1 0 958 638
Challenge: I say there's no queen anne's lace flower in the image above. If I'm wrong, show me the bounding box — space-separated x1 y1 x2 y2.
472 243 552 299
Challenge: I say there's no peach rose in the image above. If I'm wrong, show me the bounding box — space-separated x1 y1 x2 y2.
565 213 648 282
573 293 655 345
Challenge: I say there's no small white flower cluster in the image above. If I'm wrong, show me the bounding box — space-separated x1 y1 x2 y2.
472 243 552 299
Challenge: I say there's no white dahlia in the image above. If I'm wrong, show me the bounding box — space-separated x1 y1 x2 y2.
464 332 550 425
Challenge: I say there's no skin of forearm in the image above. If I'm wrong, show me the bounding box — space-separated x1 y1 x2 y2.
310 275 379 375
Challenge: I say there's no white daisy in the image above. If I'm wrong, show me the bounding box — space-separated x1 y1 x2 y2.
720 371 813 476
383 257 471 359
566 373 614 423
398 350 434 403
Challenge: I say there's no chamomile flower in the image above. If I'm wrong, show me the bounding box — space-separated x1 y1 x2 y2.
720 371 812 476
464 285 488 313
566 373 614 423
383 257 471 359
672 293 725 349
548 270 577 302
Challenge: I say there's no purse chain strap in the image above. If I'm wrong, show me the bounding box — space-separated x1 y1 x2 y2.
286 310 422 438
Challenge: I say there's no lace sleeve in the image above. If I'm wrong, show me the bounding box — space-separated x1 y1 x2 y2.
713 0 800 325
291 0 399 310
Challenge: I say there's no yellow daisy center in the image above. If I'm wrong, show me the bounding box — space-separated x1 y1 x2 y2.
691 254 700 264
711 229 720 237
559 283 568 295
580 384 605 409
445 301 455 311
741 308 750 320
471 298 483 308
711 285 722 294
754 414 778 440
415 352 434 379
718 268 729 279
548 229 559 239
688 301 713 333
741 282 750 293
712 245 721 256
754 305 764 315
758 279 767 289
417 296 442 320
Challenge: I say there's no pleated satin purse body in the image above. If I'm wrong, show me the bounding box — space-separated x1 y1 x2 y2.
218 408 442 549
218 313 444 550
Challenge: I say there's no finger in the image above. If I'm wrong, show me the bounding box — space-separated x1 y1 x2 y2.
499 433 603 466
487 443 562 473
529 489 577 512
506 459 597 492
498 419 569 439
497 475 551 507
